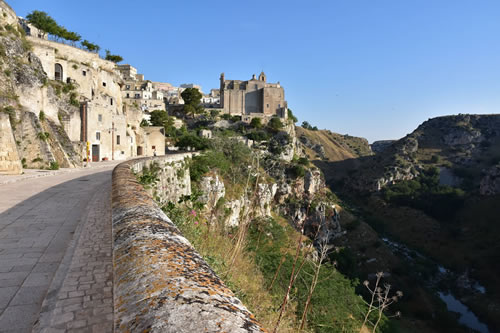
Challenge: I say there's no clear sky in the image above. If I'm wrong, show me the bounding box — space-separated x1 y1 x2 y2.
8 0 500 142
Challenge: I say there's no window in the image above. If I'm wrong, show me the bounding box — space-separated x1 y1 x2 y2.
116 135 120 145
82 70 86 76
110 98 113 106
54 63 63 81
126 85 130 89
267 104 269 108
96 132 101 140
102 82 106 87
126 93 130 98
98 114 102 122
152 146 156 150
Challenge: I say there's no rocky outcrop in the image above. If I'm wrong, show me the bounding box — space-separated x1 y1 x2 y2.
256 183 278 217
371 140 395 154
299 135 326 159
112 154 266 332
0 113 22 174
375 165 418 191
304 168 323 196
199 173 225 209
0 11 81 172
480 164 500 195
131 154 192 205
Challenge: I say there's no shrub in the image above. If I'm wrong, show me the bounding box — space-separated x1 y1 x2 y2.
230 115 241 122
39 111 46 121
49 161 59 170
268 117 283 130
287 108 298 123
382 167 466 222
69 92 79 106
1 106 16 127
288 164 305 179
37 132 50 141
297 157 309 166
104 50 123 63
246 130 270 142
250 117 262 129
137 163 160 187
176 133 210 151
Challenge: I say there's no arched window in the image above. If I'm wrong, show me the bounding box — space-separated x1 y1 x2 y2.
55 63 63 81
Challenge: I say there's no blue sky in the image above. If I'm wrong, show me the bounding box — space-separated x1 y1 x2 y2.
9 0 500 142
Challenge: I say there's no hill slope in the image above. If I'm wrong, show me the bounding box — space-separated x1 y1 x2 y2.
331 114 500 332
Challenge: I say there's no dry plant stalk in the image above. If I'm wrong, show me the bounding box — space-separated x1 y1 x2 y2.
360 272 402 333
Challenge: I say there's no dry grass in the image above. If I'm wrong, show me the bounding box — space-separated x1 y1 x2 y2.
176 209 299 332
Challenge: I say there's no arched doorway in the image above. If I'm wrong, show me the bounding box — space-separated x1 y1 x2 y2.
55 63 63 81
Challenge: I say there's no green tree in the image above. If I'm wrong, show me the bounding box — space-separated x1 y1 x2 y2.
181 88 204 117
301 121 312 130
149 110 170 127
105 50 123 63
26 11 58 38
181 87 202 105
81 40 100 53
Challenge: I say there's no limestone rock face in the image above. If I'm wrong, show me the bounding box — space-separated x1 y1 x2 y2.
443 128 482 146
224 196 245 227
375 165 417 191
199 173 225 209
0 113 22 174
132 156 192 205
299 134 326 159
256 183 278 217
310 203 343 246
0 15 82 171
304 168 323 196
371 140 395 154
480 164 500 195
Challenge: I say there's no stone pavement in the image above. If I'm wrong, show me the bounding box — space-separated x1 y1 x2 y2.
0 161 119 185
0 162 119 332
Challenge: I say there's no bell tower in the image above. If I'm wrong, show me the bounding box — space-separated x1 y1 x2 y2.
258 71 266 82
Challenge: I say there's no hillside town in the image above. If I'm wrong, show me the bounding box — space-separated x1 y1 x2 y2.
0 10 288 174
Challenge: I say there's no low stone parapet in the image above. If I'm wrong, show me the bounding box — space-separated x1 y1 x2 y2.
112 154 266 332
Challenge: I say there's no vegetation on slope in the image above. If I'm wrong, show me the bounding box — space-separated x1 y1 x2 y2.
319 115 500 332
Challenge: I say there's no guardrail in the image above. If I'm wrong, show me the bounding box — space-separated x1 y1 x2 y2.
111 154 266 332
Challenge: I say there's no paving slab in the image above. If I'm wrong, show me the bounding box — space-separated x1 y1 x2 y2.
0 162 119 332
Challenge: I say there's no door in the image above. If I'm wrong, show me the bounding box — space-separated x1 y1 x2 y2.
137 146 143 156
92 144 100 162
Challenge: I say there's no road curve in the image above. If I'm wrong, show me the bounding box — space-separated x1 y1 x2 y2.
0 164 118 332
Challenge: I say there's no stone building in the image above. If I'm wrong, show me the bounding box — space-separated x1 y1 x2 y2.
24 33 165 161
117 65 166 112
219 72 287 122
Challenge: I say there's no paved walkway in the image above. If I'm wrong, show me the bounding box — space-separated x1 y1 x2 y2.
0 162 119 332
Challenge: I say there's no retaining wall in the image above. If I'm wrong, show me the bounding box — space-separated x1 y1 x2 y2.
112 153 266 332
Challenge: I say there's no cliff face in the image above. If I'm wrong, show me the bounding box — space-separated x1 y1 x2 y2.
0 5 81 171
339 114 500 194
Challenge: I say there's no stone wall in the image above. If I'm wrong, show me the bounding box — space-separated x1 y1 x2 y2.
112 154 266 332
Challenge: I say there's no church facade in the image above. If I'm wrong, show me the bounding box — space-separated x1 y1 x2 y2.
219 72 287 122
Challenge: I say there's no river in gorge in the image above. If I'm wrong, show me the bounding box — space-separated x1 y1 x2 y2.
381 237 491 333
